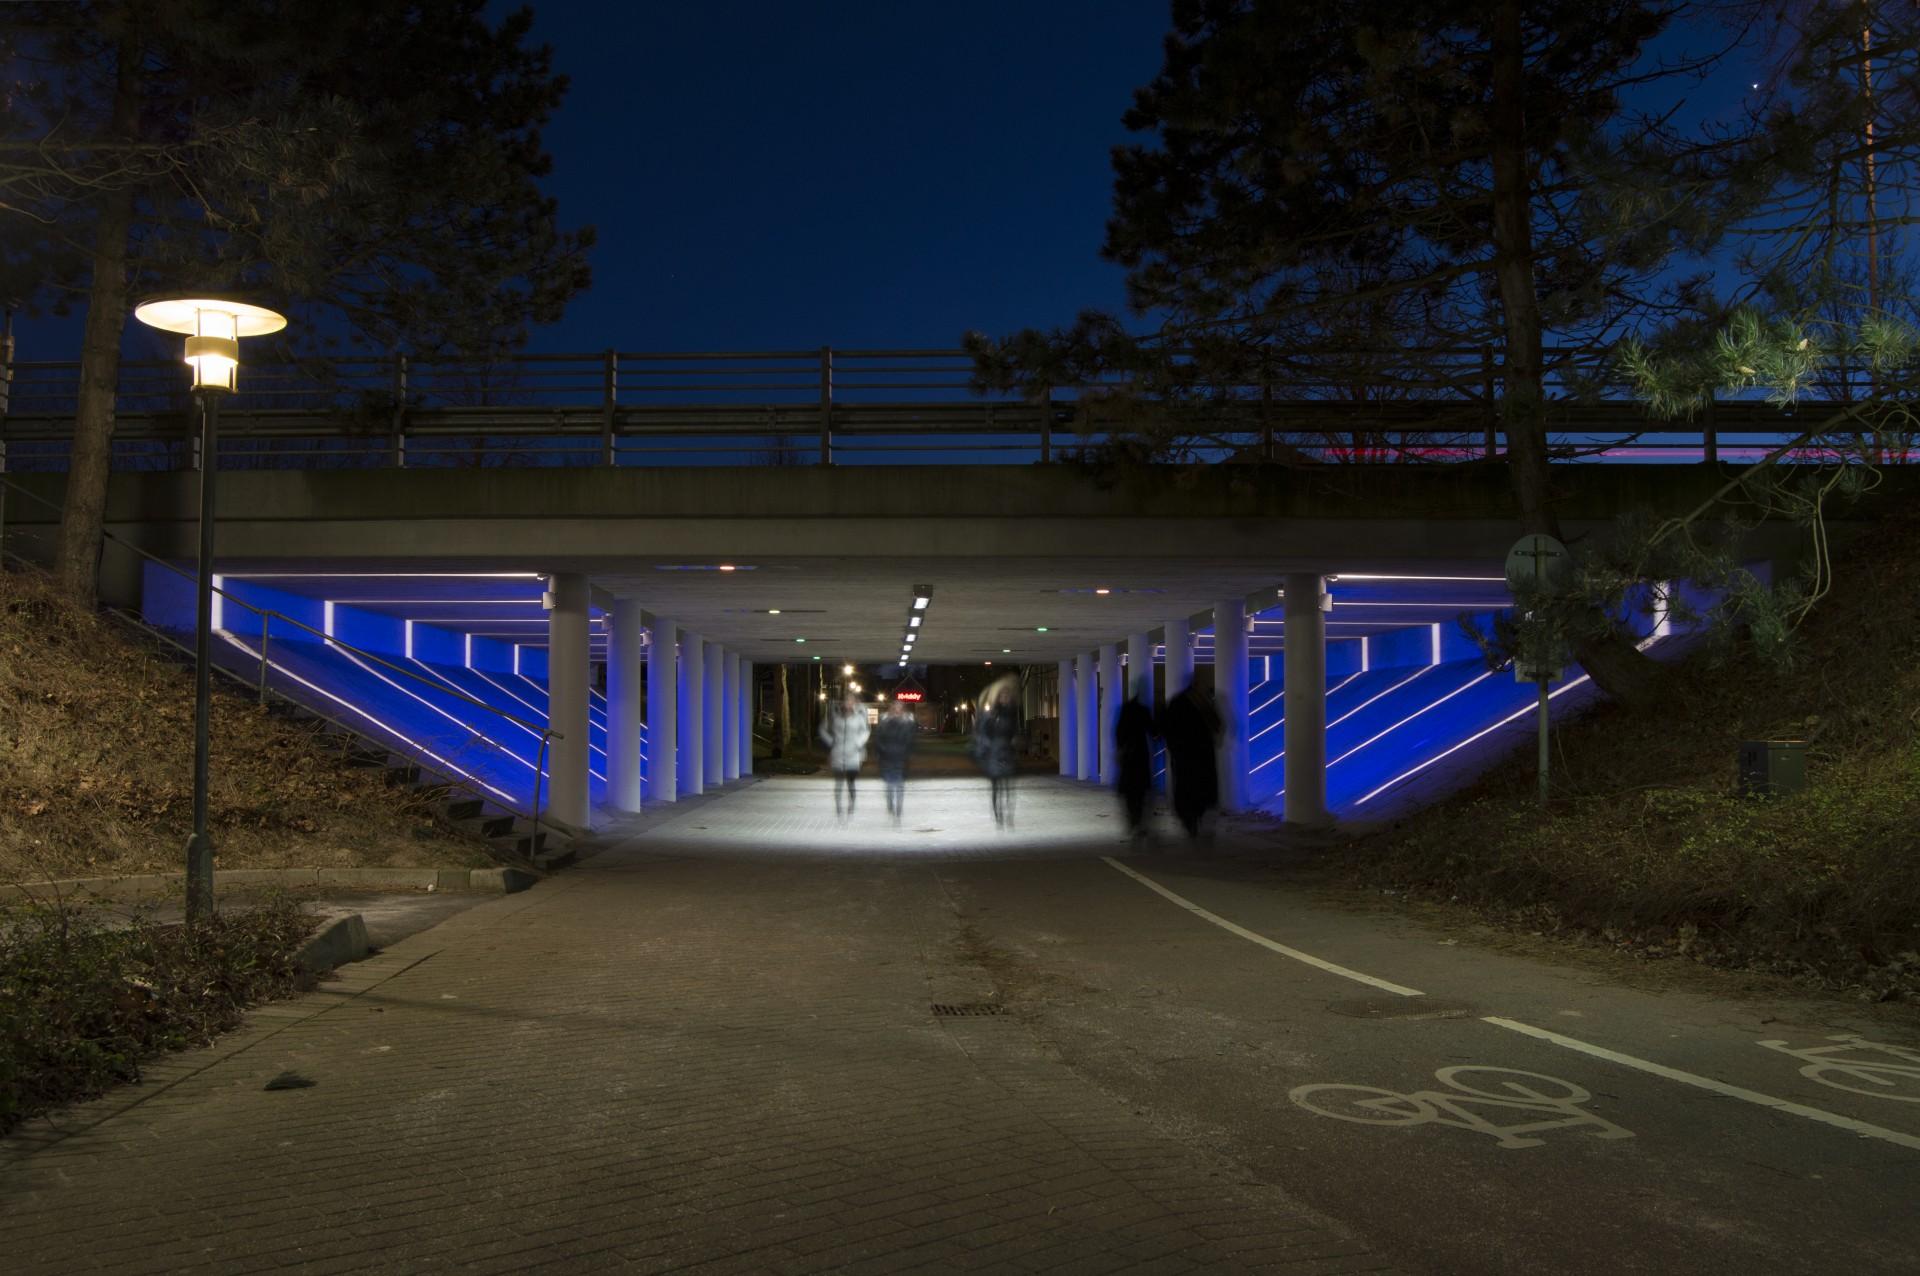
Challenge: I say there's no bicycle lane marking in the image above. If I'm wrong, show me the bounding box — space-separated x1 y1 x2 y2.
1102 857 1920 1154
1100 856 1424 997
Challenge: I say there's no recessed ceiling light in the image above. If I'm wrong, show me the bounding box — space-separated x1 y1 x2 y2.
812 655 821 661
717 565 737 572
983 660 993 666
1035 626 1049 632
1001 648 1011 653
794 637 807 643
908 615 921 627
767 608 781 615
1094 588 1110 595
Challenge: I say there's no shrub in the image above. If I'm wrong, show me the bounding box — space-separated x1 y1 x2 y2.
0 894 317 1135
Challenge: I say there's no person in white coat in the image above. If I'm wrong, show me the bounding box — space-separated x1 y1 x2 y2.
819 691 872 819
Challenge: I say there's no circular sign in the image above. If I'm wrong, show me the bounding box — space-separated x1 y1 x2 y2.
1504 533 1572 594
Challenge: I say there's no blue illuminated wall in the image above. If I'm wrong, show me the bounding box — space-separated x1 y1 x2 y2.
139 564 637 817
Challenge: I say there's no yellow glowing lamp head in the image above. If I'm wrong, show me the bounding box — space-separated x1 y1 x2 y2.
132 295 287 393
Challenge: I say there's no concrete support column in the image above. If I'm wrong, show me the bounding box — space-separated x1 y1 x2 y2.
1075 653 1096 781
1163 618 1193 696
1098 642 1120 786
646 617 677 803
704 642 725 788
680 631 705 797
1057 660 1077 776
1125 631 1153 704
1214 598 1249 814
1283 573 1331 826
736 656 753 777
545 573 591 828
721 648 740 781
606 596 644 812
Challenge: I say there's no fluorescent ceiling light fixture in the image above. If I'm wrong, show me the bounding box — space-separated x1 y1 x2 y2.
1001 648 1011 653
1094 588 1111 595
908 615 921 628
794 637 807 643
1334 573 1506 582
1035 626 1049 632
767 609 781 615
913 596 930 610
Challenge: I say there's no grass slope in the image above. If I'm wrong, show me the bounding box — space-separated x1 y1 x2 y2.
0 568 495 885
1349 508 1920 1001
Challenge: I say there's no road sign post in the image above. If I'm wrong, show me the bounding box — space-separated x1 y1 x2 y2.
1504 534 1572 808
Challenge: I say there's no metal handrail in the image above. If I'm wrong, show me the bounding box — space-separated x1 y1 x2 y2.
0 475 557 824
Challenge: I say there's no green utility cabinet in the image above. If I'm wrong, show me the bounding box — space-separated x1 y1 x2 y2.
1738 739 1807 797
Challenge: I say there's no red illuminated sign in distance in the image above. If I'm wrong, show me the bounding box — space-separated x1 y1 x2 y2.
893 690 924 702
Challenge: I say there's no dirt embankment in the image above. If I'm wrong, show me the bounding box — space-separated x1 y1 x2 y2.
0 569 494 885
1347 504 1920 1002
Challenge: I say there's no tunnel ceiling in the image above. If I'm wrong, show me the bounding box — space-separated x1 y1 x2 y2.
214 554 1515 666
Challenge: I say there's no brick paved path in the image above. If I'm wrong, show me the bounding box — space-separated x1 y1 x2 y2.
3 777 1399 1275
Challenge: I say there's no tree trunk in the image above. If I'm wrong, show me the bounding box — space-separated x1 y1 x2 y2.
1488 0 1660 704
56 39 140 605
774 663 791 756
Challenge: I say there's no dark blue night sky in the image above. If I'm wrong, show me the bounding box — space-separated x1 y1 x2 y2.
522 1 1171 353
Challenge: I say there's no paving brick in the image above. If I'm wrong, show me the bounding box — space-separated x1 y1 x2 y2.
0 778 1397 1276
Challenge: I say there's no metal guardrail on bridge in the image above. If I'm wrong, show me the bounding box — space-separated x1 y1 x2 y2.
0 344 1895 471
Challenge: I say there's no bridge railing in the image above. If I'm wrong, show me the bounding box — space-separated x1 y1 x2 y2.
0 345 1902 471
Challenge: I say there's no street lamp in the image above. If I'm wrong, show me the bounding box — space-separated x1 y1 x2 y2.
133 295 287 924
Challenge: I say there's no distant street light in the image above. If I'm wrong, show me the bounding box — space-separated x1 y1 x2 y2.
133 295 287 925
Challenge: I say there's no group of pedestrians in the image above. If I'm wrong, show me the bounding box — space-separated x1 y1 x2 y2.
817 673 1222 845
1116 678 1223 844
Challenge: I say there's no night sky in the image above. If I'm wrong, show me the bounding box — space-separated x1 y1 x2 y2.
520 1 1171 353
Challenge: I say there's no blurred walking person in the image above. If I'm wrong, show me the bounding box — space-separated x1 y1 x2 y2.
1158 679 1221 843
970 676 1021 828
819 691 871 820
873 698 917 825
1115 677 1157 843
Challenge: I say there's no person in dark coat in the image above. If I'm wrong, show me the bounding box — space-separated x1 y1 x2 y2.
970 677 1021 828
1114 677 1158 842
1157 679 1221 842
872 699 917 825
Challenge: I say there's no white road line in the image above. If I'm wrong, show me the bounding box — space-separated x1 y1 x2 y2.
1101 858 1425 998
1483 1017 1920 1153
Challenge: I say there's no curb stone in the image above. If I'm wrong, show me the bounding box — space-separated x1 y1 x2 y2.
0 865 520 902
294 913 370 973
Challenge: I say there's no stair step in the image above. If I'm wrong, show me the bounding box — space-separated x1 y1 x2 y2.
445 797 484 821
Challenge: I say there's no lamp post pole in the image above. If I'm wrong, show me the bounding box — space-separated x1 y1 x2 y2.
184 385 221 922
133 294 286 928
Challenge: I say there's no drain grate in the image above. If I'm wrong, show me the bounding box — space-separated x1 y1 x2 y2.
932 1002 1007 1017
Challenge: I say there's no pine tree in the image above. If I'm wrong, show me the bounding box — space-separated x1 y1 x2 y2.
969 0 1744 705
3 1 593 602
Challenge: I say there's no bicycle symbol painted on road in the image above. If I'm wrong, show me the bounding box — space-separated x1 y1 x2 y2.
1289 1066 1636 1150
1757 1035 1920 1103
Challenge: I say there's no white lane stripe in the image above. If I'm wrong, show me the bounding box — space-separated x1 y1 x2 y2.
1101 858 1425 997
1483 1017 1920 1152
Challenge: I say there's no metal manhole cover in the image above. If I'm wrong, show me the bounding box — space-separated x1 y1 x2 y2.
1326 997 1478 1021
932 1002 1007 1017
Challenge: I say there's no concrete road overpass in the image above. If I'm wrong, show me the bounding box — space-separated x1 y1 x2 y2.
0 462 1874 834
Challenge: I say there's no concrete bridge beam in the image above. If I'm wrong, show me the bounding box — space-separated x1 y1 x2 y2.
607 597 645 812
546 573 591 828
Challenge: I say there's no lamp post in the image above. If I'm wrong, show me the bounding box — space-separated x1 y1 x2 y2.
132 295 287 924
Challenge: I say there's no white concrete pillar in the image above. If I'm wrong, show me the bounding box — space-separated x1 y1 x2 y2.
545 573 591 828
720 648 740 781
736 656 753 777
1214 599 1249 813
680 631 705 797
1098 642 1120 786
1125 631 1153 705
606 596 645 812
1075 653 1097 781
646 616 677 803
703 641 724 789
1163 618 1193 697
1057 659 1077 776
1283 573 1331 826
